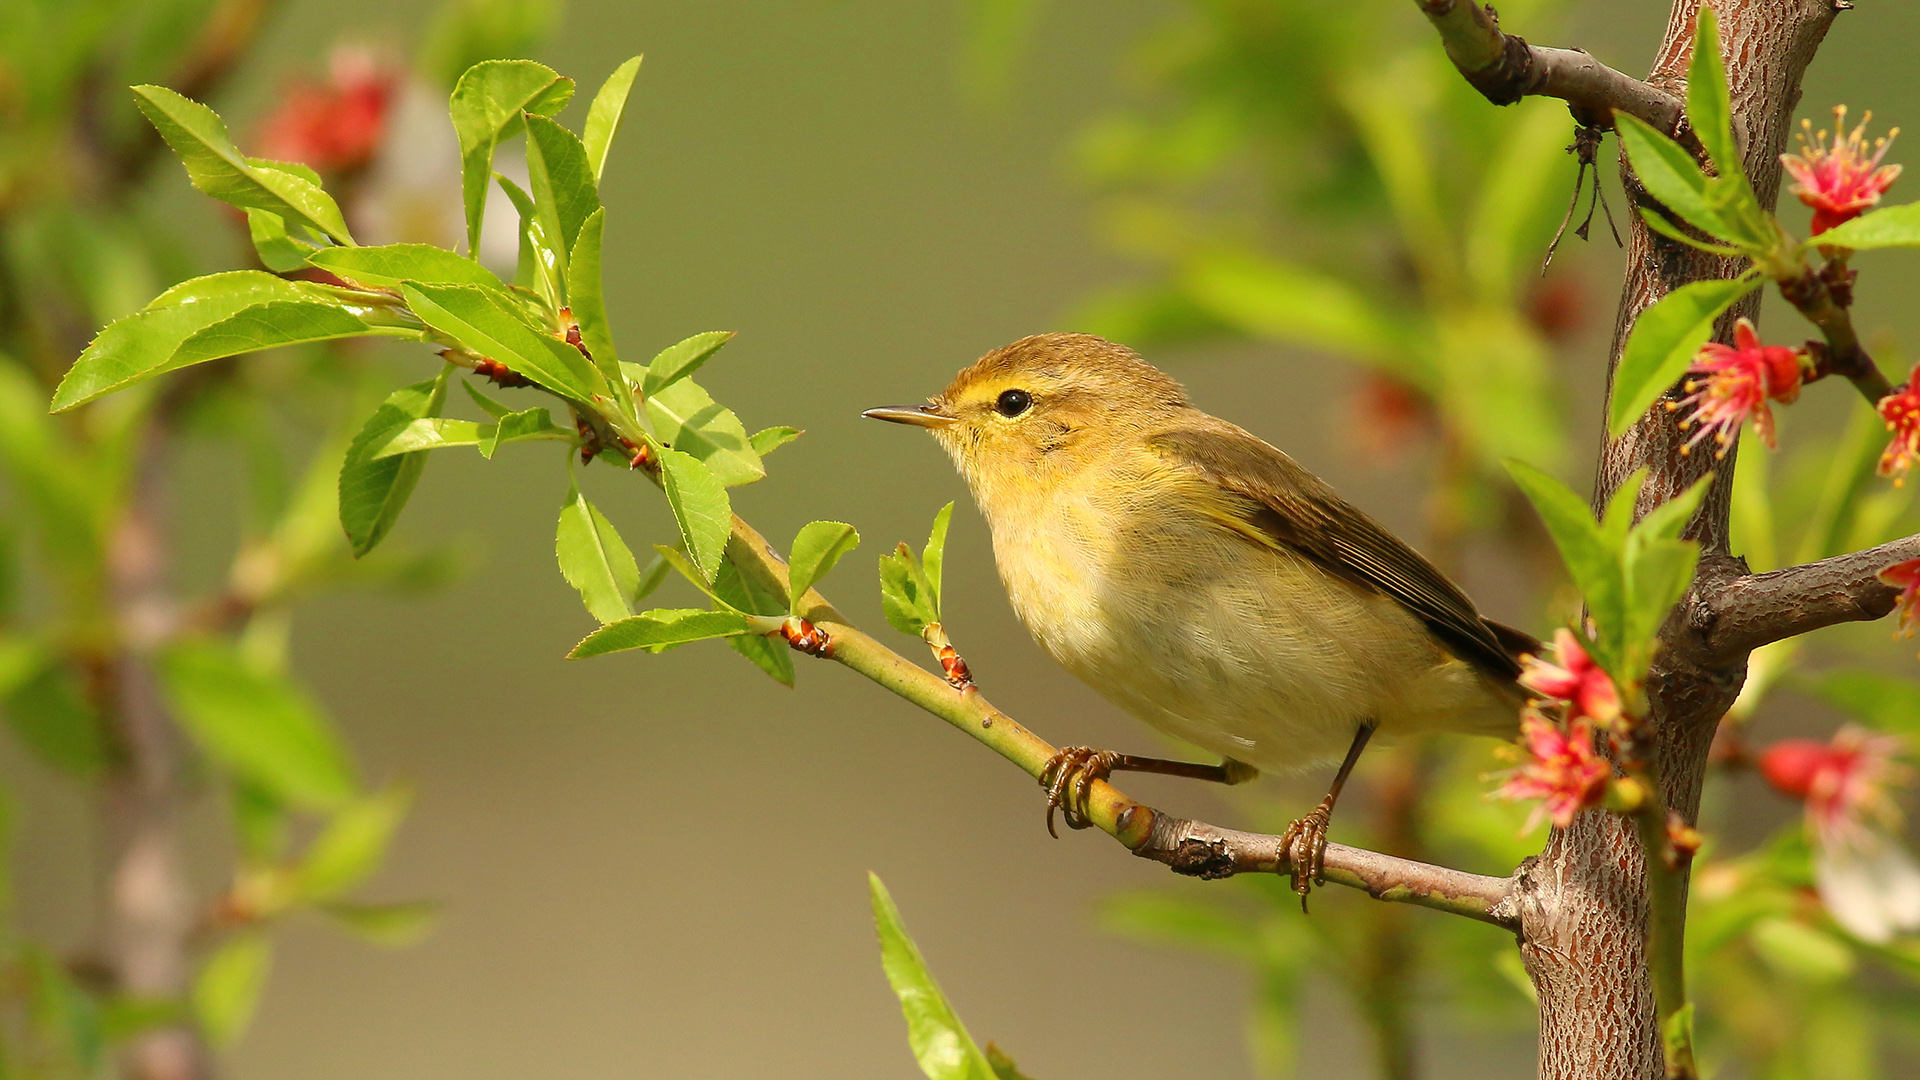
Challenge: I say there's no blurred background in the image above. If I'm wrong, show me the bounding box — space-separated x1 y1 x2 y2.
6 1 1920 1078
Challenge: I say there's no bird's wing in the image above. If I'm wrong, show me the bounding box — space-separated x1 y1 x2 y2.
1149 422 1528 682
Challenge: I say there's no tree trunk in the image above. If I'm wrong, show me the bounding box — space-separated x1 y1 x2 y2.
1514 2 1839 1076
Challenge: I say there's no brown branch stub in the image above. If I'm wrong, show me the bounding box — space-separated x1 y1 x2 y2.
1779 265 1893 405
1413 0 1683 132
1129 807 1520 928
1693 536 1919 660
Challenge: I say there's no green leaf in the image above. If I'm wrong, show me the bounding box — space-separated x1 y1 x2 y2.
477 407 567 459
319 901 440 947
247 209 321 272
308 244 504 290
644 377 765 486
2 655 107 776
870 873 998 1080
1506 460 1624 670
340 368 453 557
787 521 859 613
880 544 938 637
496 173 558 303
1812 202 1920 251
293 785 412 902
1811 670 1920 739
52 271 326 411
568 609 753 658
1686 6 1738 185
985 1045 1036 1080
584 56 644 181
171 301 409 368
750 427 802 457
1615 112 1733 242
1621 537 1699 667
653 546 740 610
159 640 356 810
449 60 575 255
715 557 797 686
657 448 733 581
923 502 953 617
644 331 735 396
132 85 354 244
524 114 600 283
362 417 484 460
1633 472 1712 544
401 282 602 401
567 208 622 379
729 629 796 686
557 484 642 623
193 933 271 1048
461 379 512 419
1180 251 1421 382
1608 274 1760 437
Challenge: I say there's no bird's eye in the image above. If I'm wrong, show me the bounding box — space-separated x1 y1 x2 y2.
995 389 1032 417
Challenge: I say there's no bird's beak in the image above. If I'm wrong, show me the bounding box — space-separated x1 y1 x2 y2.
861 403 958 429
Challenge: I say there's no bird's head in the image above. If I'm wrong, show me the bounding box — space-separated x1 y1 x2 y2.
863 333 1189 498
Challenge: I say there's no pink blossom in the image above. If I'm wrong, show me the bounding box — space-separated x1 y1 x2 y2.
1672 318 1804 456
1519 627 1622 727
1877 370 1920 485
1782 105 1902 236
1880 558 1920 638
1761 726 1920 942
259 46 398 175
1496 710 1611 832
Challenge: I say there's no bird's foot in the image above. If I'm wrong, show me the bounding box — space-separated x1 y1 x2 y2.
1278 802 1334 909
1039 746 1121 838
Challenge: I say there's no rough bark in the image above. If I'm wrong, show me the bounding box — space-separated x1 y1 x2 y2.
1518 2 1839 1077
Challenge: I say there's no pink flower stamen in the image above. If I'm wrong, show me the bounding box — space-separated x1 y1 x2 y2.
1496 710 1612 832
1782 105 1902 236
1519 627 1623 727
1878 368 1920 486
1879 558 1920 638
1670 318 1804 457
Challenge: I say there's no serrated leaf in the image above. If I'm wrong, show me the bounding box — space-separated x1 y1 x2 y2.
870 874 999 1080
293 785 412 902
1609 274 1760 437
923 502 953 617
787 521 859 613
450 60 574 255
132 85 353 244
1686 7 1738 186
171 301 409 368
750 427 802 456
557 485 642 623
568 609 752 658
644 331 734 396
728 634 796 686
309 244 504 290
1815 202 1920 251
159 640 356 810
524 114 600 285
584 56 643 181
495 173 556 302
1615 112 1734 242
715 556 797 685
363 418 484 460
477 407 566 459
247 208 320 272
645 377 765 486
1506 460 1624 672
52 271 325 411
880 546 937 637
194 933 270 1047
340 368 453 557
319 901 440 947
657 448 732 581
402 282 601 401
461 379 512 419
568 208 621 381
1621 536 1699 667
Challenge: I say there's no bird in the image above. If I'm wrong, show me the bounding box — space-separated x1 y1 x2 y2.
863 333 1535 895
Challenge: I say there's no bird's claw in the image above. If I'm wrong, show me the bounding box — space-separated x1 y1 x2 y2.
1278 803 1333 909
1040 746 1120 838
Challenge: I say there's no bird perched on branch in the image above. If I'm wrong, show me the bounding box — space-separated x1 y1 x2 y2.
864 333 1534 896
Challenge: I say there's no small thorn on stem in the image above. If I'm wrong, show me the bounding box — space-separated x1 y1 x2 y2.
472 356 534 388
560 306 592 360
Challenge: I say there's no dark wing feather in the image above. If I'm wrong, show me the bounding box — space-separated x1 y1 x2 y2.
1149 423 1531 682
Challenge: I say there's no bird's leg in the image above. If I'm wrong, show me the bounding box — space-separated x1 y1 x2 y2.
1278 721 1378 905
1040 747 1258 838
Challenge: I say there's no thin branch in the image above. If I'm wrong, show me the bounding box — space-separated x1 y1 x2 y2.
1780 264 1896 405
1695 535 1919 660
707 516 1521 927
1412 0 1683 132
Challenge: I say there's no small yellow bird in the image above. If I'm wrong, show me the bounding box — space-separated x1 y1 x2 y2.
865 333 1534 892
